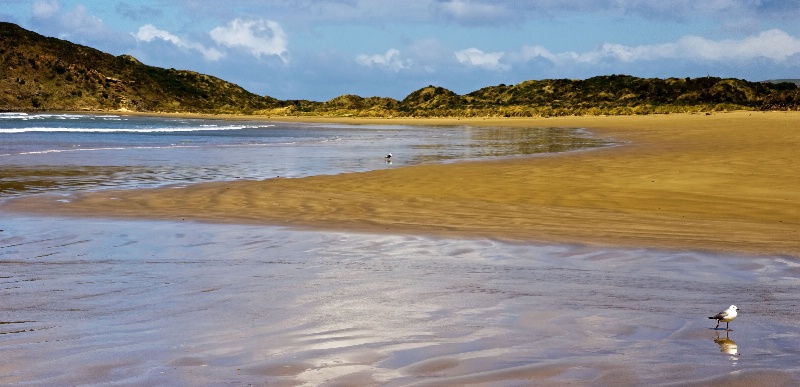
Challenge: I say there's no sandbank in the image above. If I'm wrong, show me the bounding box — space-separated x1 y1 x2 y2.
4 111 799 256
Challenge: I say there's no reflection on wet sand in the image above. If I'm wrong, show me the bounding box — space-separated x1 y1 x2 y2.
2 216 799 385
407 127 611 164
714 331 739 358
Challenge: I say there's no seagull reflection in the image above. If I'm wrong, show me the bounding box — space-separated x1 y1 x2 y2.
714 330 739 357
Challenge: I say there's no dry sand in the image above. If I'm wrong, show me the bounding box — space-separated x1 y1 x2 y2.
4 111 800 256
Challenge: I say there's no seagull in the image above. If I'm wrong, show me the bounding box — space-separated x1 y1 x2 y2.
385 153 392 159
709 305 739 330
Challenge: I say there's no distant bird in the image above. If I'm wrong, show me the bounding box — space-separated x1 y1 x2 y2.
709 305 739 330
385 153 392 159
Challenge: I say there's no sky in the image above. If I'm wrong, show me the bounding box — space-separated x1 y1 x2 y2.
2 1 800 101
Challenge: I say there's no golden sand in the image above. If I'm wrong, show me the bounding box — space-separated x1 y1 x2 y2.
4 111 799 256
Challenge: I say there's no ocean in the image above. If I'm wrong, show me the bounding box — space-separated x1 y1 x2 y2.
1 113 798 385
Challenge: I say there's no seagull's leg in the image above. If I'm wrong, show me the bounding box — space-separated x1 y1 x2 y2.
715 320 720 329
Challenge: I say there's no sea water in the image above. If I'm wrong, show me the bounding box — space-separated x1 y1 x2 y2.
0 112 608 196
1 113 798 385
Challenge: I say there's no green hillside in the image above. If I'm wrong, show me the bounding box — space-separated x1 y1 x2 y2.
1 22 799 117
0 22 278 113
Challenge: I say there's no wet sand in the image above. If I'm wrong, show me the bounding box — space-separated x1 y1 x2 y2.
4 111 799 256
3 216 799 385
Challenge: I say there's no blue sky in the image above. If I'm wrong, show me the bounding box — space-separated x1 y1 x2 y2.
2 1 800 101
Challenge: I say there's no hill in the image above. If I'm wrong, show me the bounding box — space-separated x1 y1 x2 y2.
1 22 799 117
441 75 799 117
302 76 798 117
763 79 800 87
0 22 278 113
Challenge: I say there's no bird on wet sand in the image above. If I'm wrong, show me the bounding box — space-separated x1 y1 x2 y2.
385 152 392 159
709 305 739 330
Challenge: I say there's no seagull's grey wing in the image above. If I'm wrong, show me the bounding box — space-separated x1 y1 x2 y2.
711 310 730 319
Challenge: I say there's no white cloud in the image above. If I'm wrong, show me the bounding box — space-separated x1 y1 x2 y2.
518 45 559 63
356 49 410 71
210 19 288 63
519 29 800 65
32 0 59 19
134 24 225 61
454 48 507 70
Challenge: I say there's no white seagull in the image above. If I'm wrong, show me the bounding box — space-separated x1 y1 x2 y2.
709 305 740 330
385 153 392 159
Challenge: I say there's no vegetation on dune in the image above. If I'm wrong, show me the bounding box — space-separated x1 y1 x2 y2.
449 75 800 117
280 76 799 118
2 22 799 117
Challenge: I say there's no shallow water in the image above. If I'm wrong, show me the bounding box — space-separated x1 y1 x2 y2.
2 216 799 385
0 113 610 197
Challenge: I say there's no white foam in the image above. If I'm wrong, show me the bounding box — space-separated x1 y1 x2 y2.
0 113 120 120
0 124 274 134
7 144 203 156
0 112 30 118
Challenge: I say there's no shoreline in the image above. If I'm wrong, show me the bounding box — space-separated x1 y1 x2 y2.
3 111 799 257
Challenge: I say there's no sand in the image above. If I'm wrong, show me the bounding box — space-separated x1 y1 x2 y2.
4 216 800 385
4 111 799 257
3 111 800 385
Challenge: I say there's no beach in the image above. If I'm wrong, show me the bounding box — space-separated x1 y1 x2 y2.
4 215 800 385
6 111 799 256
2 111 800 385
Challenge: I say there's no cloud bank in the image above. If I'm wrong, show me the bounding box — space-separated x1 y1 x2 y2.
517 29 800 65
454 48 507 70
355 49 410 71
356 29 800 74
134 25 224 61
210 19 289 63
133 19 289 63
